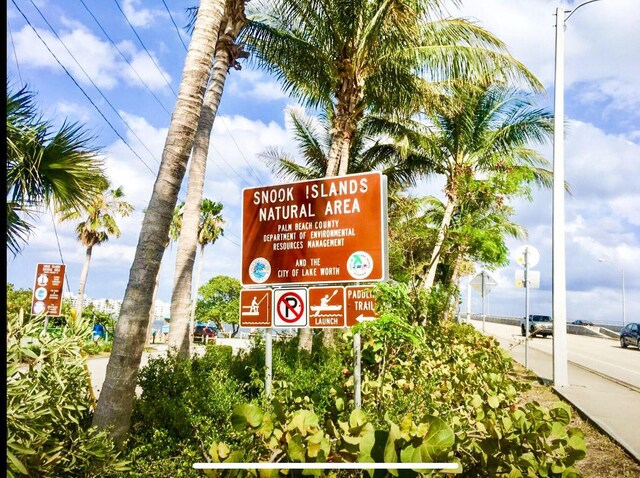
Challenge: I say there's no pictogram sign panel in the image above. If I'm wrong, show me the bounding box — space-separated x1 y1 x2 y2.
240 289 272 327
345 286 377 327
273 288 308 328
308 286 345 328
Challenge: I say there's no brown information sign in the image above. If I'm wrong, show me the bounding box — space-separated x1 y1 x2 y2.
308 286 345 328
31 263 66 316
346 286 377 327
240 289 272 327
241 172 388 286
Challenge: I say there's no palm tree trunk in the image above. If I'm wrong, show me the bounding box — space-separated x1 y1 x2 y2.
169 41 232 358
145 266 162 347
422 194 457 291
189 244 206 331
92 0 225 446
76 245 93 319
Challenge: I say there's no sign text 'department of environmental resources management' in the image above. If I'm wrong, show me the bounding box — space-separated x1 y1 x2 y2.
242 172 388 286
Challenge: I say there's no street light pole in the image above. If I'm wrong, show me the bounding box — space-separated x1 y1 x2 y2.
552 0 601 389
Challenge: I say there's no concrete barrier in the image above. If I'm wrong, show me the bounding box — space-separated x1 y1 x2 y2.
469 315 617 340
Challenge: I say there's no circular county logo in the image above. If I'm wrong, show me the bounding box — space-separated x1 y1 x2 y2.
249 257 271 283
35 287 48 300
347 251 373 279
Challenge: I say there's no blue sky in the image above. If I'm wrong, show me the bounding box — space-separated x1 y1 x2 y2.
6 0 639 325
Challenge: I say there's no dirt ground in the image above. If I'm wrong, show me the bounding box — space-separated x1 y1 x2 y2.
512 364 640 478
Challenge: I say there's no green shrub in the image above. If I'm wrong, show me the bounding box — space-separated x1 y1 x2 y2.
6 311 128 477
123 346 247 476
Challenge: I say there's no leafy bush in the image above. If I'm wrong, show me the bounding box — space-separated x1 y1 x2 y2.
122 346 247 477
6 311 128 477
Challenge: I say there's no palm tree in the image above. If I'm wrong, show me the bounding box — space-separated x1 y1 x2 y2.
93 0 226 446
145 203 184 346
168 0 246 359
413 80 553 291
6 83 106 255
169 199 224 356
241 0 541 177
58 186 133 319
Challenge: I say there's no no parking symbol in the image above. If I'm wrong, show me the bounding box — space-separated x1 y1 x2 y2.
273 288 308 327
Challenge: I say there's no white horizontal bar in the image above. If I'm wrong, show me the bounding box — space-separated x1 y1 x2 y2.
193 463 460 470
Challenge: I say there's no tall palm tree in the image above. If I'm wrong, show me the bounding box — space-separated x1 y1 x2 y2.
169 199 224 356
242 0 540 177
169 0 246 359
6 83 106 255
412 80 553 290
93 0 226 446
58 186 133 319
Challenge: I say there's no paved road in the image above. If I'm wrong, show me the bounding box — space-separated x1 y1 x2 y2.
471 319 640 462
471 320 640 389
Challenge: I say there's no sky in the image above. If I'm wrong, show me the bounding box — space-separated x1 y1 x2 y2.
6 0 639 326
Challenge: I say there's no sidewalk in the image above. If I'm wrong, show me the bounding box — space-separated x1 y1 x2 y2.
489 332 640 463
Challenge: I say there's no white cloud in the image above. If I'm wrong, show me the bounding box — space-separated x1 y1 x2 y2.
122 0 164 28
13 24 172 92
226 69 290 102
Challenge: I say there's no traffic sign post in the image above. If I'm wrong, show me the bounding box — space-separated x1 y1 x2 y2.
470 271 497 332
273 288 308 328
513 245 540 370
308 286 345 327
241 172 388 286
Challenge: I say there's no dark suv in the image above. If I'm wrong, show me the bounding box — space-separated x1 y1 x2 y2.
521 314 553 338
619 323 639 349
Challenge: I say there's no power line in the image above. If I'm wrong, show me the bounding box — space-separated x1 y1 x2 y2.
8 18 24 87
218 115 264 185
112 0 178 97
11 0 158 178
78 0 173 117
161 0 188 52
27 0 162 168
210 144 252 187
50 208 73 295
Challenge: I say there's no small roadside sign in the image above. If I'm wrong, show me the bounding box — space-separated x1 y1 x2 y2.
470 271 497 297
345 286 377 327
240 289 272 327
31 263 66 316
515 270 540 288
273 288 308 328
513 245 540 268
308 286 345 327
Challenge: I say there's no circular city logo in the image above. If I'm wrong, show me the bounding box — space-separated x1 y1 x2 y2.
33 301 46 315
35 287 48 301
249 257 271 283
347 251 373 279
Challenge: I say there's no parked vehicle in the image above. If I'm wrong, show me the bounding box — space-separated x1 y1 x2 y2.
571 320 594 326
520 314 553 338
193 324 217 342
619 323 640 349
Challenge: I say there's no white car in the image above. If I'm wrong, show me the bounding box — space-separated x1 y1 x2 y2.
521 315 553 338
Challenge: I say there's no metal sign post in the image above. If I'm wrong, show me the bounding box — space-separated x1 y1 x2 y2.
354 332 361 409
265 328 273 398
525 248 530 369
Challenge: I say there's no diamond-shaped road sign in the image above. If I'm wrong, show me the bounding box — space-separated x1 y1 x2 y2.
470 271 498 297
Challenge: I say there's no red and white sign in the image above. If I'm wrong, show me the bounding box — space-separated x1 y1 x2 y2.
346 286 377 327
240 289 272 327
31 263 66 316
241 171 388 286
273 288 308 328
308 286 345 328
